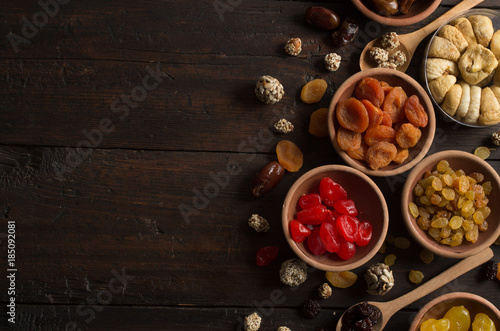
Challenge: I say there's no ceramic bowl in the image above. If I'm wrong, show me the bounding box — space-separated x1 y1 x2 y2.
409 292 500 331
423 9 500 127
351 0 441 26
282 165 389 271
402 150 500 259
328 68 436 177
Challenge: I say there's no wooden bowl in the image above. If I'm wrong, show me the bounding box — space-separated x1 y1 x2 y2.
351 0 441 26
282 165 389 271
327 68 436 177
402 150 500 259
409 292 500 331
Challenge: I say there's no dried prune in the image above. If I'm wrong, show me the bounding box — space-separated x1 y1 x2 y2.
485 260 498 281
336 97 369 133
305 6 340 31
341 302 381 331
251 161 285 197
332 18 359 47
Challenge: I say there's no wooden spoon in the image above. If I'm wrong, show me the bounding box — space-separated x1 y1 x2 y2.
359 0 486 72
336 247 493 331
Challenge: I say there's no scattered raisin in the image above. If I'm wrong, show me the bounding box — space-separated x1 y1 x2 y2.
485 260 498 281
409 270 424 284
302 299 321 319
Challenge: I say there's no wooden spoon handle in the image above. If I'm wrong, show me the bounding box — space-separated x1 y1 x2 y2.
403 0 486 52
382 248 493 318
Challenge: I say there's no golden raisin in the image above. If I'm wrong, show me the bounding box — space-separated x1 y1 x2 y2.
384 254 396 266
420 249 434 264
301 79 328 104
409 270 424 284
276 140 303 172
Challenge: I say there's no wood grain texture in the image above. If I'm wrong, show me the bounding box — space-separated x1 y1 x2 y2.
0 0 499 330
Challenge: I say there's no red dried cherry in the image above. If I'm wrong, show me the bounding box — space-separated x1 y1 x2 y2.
299 193 322 210
319 177 347 207
337 236 356 260
320 221 341 253
297 205 328 225
256 246 279 266
307 226 327 255
336 215 359 242
290 219 312 243
333 199 358 216
355 221 372 247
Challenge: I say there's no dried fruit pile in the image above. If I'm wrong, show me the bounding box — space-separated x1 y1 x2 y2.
290 177 373 260
335 76 428 170
367 0 418 16
420 305 497 331
409 160 492 246
426 14 500 125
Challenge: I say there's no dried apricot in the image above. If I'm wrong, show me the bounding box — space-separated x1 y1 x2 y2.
347 142 369 161
364 125 396 146
336 127 362 152
380 81 393 97
383 86 408 124
325 270 357 288
381 111 393 127
309 108 329 137
354 77 385 108
395 123 422 149
393 148 409 164
365 141 397 170
336 97 369 133
404 95 428 127
276 140 303 172
301 79 328 104
361 99 384 128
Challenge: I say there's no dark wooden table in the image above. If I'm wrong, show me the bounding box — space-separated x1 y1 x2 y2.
0 0 499 330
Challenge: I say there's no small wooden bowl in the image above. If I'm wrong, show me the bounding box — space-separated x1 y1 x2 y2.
282 165 389 271
409 292 500 331
328 68 435 177
402 150 500 259
351 0 441 26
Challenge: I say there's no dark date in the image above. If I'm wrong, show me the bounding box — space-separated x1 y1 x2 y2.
305 6 340 31
332 18 359 47
251 161 284 197
399 0 417 14
368 0 399 16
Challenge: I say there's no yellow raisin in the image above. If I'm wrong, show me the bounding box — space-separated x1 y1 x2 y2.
469 172 485 183
442 188 455 201
394 237 411 249
418 206 431 218
420 249 434 264
478 220 488 232
477 206 491 219
441 173 453 187
482 181 492 195
420 318 450 331
325 271 357 288
473 210 484 224
409 202 419 218
301 79 328 104
409 270 424 284
431 217 448 228
378 241 387 253
414 184 424 196
449 216 463 230
443 305 470 331
385 254 396 266
465 225 479 243
472 313 496 331
417 217 431 231
436 160 450 173
462 219 475 232
465 190 475 201
440 225 452 238
474 146 491 160
428 227 441 241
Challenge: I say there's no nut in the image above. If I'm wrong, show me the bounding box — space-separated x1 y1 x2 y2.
248 214 270 232
273 118 294 134
318 283 332 299
280 258 308 286
284 38 302 56
491 130 500 146
255 75 284 104
364 263 395 295
324 53 341 71
244 312 262 331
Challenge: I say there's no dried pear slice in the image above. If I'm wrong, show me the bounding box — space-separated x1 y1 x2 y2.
455 81 471 119
458 44 498 85
428 36 461 62
462 85 481 124
438 25 469 54
479 87 500 125
451 17 477 46
441 84 462 117
429 75 457 104
468 15 494 47
426 58 459 81
490 30 500 59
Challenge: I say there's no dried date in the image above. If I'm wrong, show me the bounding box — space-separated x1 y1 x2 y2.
305 6 340 31
332 18 359 47
368 0 399 16
251 161 285 197
399 0 417 14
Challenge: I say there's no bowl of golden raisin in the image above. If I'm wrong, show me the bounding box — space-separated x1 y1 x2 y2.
351 0 441 26
328 68 435 177
409 292 500 331
402 150 500 259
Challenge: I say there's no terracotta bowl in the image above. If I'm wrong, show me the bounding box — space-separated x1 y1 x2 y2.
409 292 500 331
328 68 436 177
402 150 500 259
423 9 500 128
282 165 388 271
351 0 441 26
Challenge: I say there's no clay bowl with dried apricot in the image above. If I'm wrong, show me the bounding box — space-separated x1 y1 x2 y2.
402 150 500 259
282 165 389 272
328 68 436 177
409 292 500 331
351 0 441 26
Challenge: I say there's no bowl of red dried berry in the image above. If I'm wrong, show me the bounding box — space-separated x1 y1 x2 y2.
351 0 441 26
282 164 389 271
328 68 436 177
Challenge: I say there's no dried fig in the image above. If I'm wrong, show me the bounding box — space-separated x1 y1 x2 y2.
441 84 462 117
462 85 481 124
468 15 494 47
428 36 461 62
438 25 469 54
426 58 459 81
458 44 498 85
455 81 471 119
490 30 500 59
428 75 457 104
451 17 477 46
479 87 500 125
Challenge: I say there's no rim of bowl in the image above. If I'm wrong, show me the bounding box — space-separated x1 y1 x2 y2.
409 292 500 331
328 68 436 177
423 8 500 128
401 150 500 259
282 164 389 271
351 0 441 26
